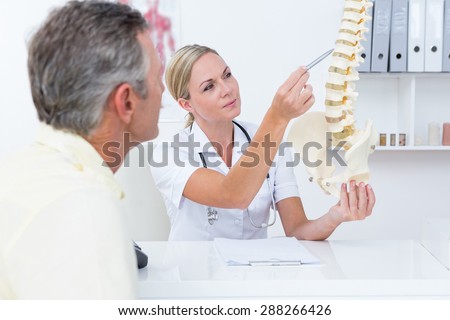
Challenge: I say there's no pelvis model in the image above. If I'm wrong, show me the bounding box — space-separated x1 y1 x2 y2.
288 0 377 198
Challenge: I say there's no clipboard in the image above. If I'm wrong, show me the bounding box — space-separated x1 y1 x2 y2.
214 237 320 267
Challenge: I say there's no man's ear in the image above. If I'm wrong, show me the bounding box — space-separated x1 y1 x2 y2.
113 83 136 124
178 98 193 113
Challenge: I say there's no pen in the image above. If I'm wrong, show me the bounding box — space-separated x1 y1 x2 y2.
305 48 334 71
249 260 302 266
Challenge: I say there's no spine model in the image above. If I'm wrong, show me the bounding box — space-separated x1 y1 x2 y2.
288 0 377 197
326 0 370 149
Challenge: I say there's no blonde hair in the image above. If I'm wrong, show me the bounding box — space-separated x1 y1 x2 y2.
165 44 219 127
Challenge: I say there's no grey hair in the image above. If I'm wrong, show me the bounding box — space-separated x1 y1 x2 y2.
27 0 150 136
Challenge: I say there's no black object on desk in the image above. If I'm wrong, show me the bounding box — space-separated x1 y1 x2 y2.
133 241 148 269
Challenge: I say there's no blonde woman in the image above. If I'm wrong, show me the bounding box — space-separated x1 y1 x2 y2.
151 44 375 241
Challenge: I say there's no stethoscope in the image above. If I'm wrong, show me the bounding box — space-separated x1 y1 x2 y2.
195 121 277 228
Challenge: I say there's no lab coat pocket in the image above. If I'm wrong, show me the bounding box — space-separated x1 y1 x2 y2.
204 207 242 240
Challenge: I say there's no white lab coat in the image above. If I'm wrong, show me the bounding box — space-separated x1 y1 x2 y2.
151 121 300 241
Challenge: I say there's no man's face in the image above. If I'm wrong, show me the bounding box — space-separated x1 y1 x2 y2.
132 32 164 142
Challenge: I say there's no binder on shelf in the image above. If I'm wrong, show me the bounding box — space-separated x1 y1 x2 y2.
424 0 445 72
389 0 408 72
443 0 450 71
359 1 375 72
408 0 426 72
371 0 393 72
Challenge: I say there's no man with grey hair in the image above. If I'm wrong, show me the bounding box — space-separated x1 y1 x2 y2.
0 1 163 299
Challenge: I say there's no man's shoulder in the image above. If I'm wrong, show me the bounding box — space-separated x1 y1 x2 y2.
0 144 115 202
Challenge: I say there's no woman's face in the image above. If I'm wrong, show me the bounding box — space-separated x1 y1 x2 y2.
185 52 241 123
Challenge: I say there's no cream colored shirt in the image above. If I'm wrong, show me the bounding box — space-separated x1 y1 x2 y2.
0 124 137 299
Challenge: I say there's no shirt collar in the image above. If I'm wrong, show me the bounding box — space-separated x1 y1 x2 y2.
232 121 249 155
189 121 216 154
189 121 249 154
35 123 125 199
187 121 250 174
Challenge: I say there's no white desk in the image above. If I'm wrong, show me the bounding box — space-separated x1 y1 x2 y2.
137 240 450 299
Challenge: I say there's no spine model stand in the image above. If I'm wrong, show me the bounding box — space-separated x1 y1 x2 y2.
288 0 377 198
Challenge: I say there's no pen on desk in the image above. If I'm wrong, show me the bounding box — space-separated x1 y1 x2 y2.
249 260 302 266
305 48 334 71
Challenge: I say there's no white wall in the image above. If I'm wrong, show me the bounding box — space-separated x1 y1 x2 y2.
1 0 449 240
0 0 68 159
179 0 342 122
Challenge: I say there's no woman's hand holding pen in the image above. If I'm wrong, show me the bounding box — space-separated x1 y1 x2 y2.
269 66 315 122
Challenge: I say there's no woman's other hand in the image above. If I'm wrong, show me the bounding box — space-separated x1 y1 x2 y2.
329 181 376 223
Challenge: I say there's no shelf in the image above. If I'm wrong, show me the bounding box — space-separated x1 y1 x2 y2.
360 72 450 79
375 146 450 151
356 73 450 153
